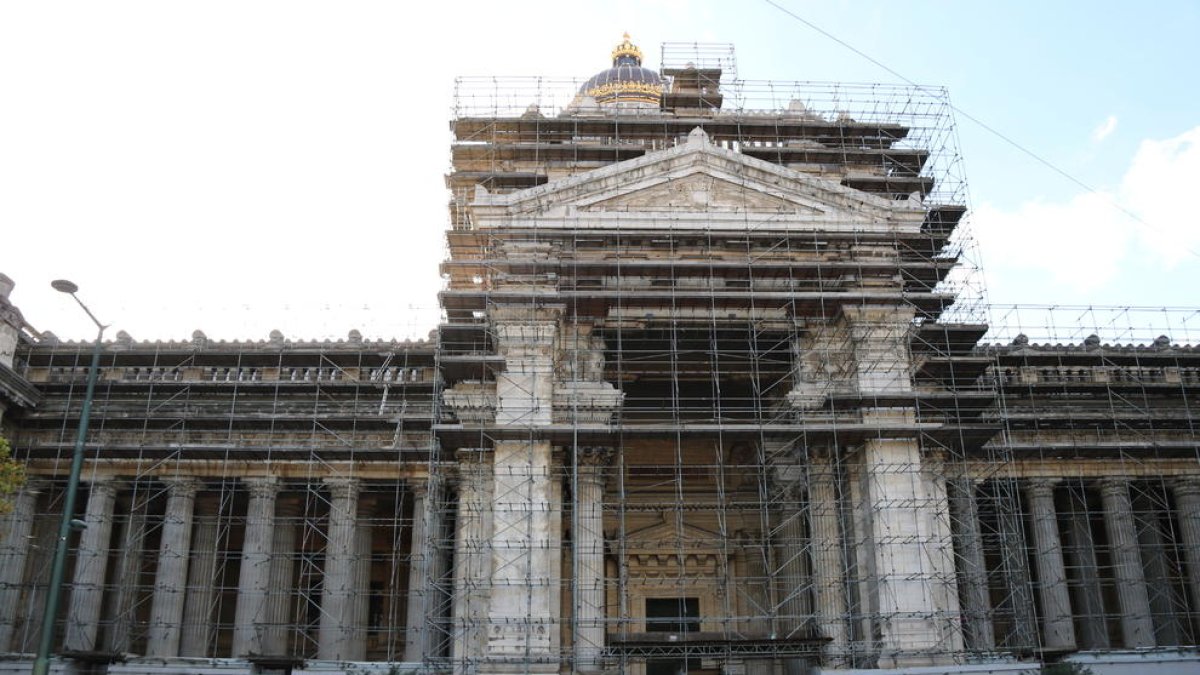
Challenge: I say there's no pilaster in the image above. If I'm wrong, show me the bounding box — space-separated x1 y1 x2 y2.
487 439 556 659
491 305 560 427
452 449 494 672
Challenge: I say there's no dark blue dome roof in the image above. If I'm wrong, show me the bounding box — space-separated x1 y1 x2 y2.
579 35 663 106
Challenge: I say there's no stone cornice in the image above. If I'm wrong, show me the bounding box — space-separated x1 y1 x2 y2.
470 127 925 230
0 361 41 409
23 336 433 353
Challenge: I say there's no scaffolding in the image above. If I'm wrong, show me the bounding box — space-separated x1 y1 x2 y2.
2 40 1200 675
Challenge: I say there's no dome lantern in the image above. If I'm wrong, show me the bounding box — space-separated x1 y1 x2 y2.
611 32 644 66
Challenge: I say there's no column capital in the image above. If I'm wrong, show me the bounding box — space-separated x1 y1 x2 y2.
243 476 280 499
325 477 361 500
1025 478 1061 496
1097 477 1131 496
576 447 613 468
86 476 121 497
806 452 838 482
162 477 204 498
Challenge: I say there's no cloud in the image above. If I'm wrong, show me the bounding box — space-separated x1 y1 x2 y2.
975 124 1200 294
1091 115 1118 142
1120 125 1200 266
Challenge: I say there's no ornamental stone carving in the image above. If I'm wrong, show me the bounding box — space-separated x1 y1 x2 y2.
443 380 497 424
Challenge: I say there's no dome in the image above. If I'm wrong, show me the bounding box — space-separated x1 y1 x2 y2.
579 33 663 107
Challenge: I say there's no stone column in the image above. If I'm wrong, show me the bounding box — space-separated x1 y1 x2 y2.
262 500 297 656
843 447 872 654
179 498 220 657
19 505 59 652
429 479 452 660
922 452 964 654
774 472 811 642
0 482 42 651
947 476 994 651
807 454 848 665
1099 478 1155 648
573 447 610 671
105 508 147 653
146 478 203 657
404 481 432 662
1134 488 1183 646
1062 498 1108 649
352 498 374 660
1170 477 1200 623
64 478 119 652
232 476 279 657
318 477 360 661
1024 479 1075 650
995 481 1036 649
548 459 564 660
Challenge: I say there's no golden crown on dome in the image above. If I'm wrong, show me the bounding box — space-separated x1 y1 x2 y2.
611 32 643 64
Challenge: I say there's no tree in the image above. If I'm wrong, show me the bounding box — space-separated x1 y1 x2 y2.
0 434 25 515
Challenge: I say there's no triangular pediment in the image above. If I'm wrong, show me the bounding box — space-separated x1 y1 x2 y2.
623 518 721 551
580 168 822 213
469 128 924 230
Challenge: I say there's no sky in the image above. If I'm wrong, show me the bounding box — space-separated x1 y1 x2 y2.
1 0 1198 342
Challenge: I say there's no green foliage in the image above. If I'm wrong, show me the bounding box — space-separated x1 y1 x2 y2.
0 434 26 515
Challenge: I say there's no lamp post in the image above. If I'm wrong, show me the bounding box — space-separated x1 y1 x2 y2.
32 280 107 675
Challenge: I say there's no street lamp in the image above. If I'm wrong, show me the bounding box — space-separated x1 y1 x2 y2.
32 280 108 675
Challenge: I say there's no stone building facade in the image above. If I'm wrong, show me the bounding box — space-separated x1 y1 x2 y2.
0 36 1198 675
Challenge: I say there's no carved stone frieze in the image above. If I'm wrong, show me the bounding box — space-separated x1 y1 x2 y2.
442 380 497 424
